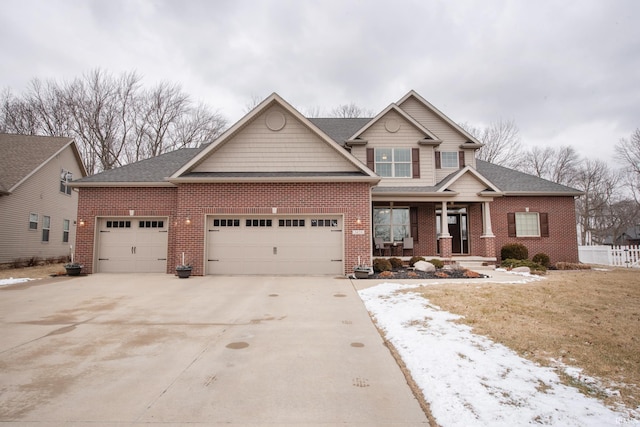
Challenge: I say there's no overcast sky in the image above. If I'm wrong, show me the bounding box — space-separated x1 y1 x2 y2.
2 0 638 165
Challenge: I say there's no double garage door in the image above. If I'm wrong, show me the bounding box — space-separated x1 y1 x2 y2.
96 218 168 273
206 215 343 275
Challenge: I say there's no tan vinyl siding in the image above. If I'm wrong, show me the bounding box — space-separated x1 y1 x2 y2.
398 97 477 182
194 107 358 173
351 110 436 186
447 172 490 201
0 146 81 264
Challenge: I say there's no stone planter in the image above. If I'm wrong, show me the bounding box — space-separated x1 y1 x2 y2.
176 267 192 279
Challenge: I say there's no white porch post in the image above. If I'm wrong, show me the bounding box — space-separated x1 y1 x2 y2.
481 201 494 237
440 201 450 237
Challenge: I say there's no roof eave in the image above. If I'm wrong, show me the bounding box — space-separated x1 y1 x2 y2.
69 181 176 188
168 176 381 184
502 191 584 197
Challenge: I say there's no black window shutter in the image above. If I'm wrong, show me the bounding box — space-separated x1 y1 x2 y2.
435 151 441 169
507 213 516 237
410 207 419 242
366 148 374 171
412 148 420 178
540 213 549 237
459 151 465 168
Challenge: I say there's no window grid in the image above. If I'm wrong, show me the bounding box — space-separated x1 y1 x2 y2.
42 215 50 242
279 219 306 227
515 212 540 237
311 219 338 227
246 219 273 227
139 220 165 228
373 207 410 242
106 220 131 228
213 219 240 227
375 148 411 178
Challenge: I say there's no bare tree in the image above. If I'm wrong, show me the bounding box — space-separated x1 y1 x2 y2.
329 102 373 118
1 68 228 174
573 159 620 245
460 119 523 168
518 145 580 186
615 128 640 203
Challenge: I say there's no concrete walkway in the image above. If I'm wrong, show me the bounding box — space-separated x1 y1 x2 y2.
0 274 428 426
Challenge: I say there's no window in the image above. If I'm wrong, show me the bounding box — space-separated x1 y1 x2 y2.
29 213 38 230
60 169 72 195
42 216 50 242
213 219 239 227
279 219 306 227
515 212 540 237
375 148 411 177
440 152 459 168
311 219 338 227
139 220 165 228
62 219 70 243
106 220 131 228
373 207 410 242
246 219 272 227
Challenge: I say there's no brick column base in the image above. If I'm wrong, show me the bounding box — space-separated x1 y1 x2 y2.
481 235 496 259
439 236 452 259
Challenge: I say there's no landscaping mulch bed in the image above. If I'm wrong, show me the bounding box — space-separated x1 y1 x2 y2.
369 267 488 280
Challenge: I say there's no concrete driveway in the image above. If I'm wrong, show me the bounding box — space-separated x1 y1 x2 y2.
0 274 428 426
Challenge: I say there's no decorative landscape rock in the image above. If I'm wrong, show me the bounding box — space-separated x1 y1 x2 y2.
413 261 436 273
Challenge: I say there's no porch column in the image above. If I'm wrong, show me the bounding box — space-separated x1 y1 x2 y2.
439 201 452 258
480 201 496 259
481 201 494 237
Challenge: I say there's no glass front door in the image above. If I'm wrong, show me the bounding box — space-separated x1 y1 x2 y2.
436 207 469 254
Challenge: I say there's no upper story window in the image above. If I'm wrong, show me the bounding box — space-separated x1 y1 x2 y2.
375 148 411 178
60 169 73 195
440 152 459 168
29 213 38 230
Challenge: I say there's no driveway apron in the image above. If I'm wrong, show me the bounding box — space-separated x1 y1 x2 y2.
0 274 428 426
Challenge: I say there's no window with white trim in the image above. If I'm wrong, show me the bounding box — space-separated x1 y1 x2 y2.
375 148 411 177
373 207 410 242
60 168 73 195
62 219 70 243
440 151 459 168
42 216 51 242
29 213 38 230
515 212 540 237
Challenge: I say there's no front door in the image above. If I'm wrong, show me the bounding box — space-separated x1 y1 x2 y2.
436 208 469 255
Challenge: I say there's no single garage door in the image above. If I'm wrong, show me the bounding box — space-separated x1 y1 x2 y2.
206 215 343 275
97 218 168 273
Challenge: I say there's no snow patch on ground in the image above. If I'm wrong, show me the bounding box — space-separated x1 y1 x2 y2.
359 282 638 426
0 277 33 287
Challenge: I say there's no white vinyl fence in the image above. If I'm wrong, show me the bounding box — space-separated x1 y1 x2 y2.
578 245 640 268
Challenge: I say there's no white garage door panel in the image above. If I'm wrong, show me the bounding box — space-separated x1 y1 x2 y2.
207 216 343 275
97 218 168 273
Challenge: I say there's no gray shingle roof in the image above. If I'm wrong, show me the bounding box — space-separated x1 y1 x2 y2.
476 160 582 195
0 133 73 192
76 148 200 183
308 118 371 145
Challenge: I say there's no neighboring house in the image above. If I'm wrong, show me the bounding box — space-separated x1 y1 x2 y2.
0 134 87 266
71 91 582 276
616 226 640 246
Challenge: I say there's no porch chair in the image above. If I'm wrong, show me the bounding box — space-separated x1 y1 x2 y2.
402 237 414 256
374 237 387 256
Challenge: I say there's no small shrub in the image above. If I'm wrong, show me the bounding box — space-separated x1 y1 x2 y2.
428 258 444 269
501 243 529 261
373 258 392 272
501 258 546 273
409 256 426 266
555 262 591 270
388 257 404 269
378 270 394 278
532 253 551 267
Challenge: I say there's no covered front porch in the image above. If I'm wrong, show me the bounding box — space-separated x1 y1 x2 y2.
371 200 497 265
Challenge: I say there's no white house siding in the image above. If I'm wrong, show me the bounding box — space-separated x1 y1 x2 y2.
0 146 82 264
194 107 358 173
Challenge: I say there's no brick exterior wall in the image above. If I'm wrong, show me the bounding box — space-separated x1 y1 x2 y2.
76 182 372 276
490 196 580 263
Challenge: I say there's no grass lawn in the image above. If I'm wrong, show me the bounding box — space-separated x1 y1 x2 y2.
416 268 640 412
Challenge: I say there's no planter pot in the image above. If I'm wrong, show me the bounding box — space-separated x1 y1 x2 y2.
354 269 370 279
65 266 82 276
176 268 192 279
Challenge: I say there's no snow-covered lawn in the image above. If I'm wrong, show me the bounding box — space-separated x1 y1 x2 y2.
359 280 639 427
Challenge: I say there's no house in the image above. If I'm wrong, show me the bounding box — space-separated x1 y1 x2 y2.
0 134 87 266
616 226 640 246
70 91 582 275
